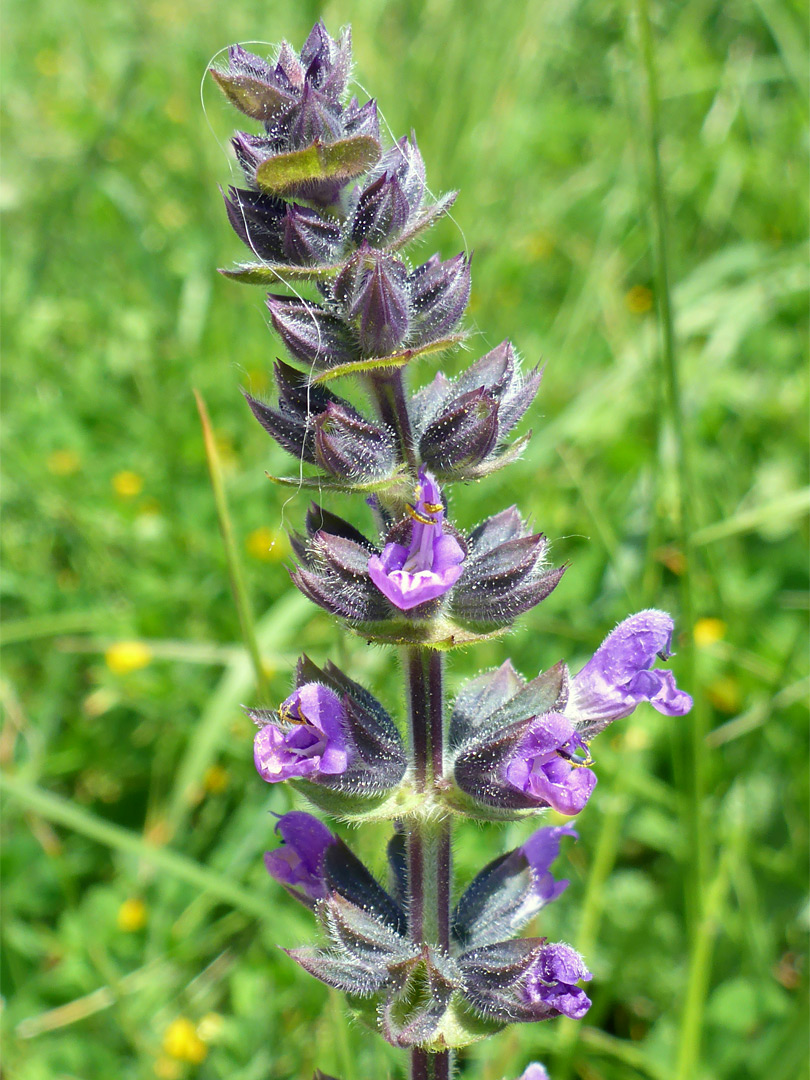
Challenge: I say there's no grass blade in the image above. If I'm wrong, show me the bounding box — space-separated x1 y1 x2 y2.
194 388 269 700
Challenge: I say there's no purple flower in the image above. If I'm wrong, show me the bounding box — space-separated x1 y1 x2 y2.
522 942 592 1020
368 468 465 611
517 1066 551 1080
520 822 578 905
263 811 337 903
253 683 349 782
504 712 597 816
569 609 694 739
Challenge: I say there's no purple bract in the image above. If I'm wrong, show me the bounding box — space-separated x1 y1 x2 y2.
368 468 465 610
254 683 349 782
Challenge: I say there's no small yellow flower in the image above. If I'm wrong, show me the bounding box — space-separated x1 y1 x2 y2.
203 765 229 794
117 897 148 932
105 641 152 674
163 1017 208 1064
47 449 81 476
246 526 289 562
625 285 654 314
694 618 727 648
113 470 144 497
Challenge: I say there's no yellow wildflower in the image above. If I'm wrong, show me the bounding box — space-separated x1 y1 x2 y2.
163 1017 207 1064
203 765 229 794
246 526 289 562
113 470 144 497
117 897 148 932
694 618 727 647
105 641 152 674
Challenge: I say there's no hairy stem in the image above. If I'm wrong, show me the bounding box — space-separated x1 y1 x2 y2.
369 369 417 469
405 647 452 1079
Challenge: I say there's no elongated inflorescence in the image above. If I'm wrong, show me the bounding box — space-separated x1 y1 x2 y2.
211 21 692 1079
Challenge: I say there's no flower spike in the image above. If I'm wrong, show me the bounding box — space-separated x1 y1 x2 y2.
211 18 691 1070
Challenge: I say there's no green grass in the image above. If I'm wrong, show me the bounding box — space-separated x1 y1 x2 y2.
2 0 808 1078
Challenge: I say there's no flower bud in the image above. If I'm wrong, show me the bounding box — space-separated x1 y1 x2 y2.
314 403 397 481
418 387 500 474
412 341 542 479
408 252 471 344
266 295 356 369
449 508 564 628
334 248 411 357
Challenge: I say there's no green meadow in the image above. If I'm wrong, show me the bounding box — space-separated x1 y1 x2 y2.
2 0 807 1077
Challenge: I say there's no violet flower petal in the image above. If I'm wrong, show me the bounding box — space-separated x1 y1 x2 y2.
520 822 578 905
263 811 337 901
368 468 465 611
504 713 597 816
253 683 349 782
570 609 693 736
517 1066 551 1080
523 942 592 1020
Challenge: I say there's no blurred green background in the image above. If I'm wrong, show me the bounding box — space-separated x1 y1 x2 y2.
2 0 808 1077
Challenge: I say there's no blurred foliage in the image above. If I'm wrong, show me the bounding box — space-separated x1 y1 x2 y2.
1 0 808 1078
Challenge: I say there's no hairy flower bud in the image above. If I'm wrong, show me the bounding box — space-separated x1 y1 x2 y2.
334 248 411 356
266 295 356 369
449 507 564 628
412 341 542 479
418 387 500 474
408 252 471 344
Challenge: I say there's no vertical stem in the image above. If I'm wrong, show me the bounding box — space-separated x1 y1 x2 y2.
369 370 417 469
404 647 453 1079
411 1048 451 1080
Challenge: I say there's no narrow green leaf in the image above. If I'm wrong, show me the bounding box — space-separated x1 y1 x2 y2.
219 262 344 286
264 469 408 494
312 334 466 384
